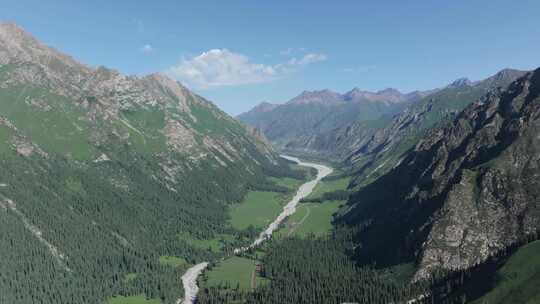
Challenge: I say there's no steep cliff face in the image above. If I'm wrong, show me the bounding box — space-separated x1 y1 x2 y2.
345 69 527 188
340 68 540 280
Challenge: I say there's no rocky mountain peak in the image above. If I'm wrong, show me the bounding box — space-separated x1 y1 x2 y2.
287 89 343 105
344 87 407 104
448 77 473 88
0 22 83 69
486 68 528 85
376 87 402 95
250 101 279 113
0 22 37 45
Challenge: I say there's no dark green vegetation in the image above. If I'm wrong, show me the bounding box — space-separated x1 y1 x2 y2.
198 233 431 304
0 23 302 304
0 131 287 304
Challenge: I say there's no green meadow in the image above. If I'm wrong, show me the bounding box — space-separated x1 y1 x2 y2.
472 241 540 304
305 176 350 200
229 191 284 230
277 201 342 238
203 256 267 291
159 256 188 268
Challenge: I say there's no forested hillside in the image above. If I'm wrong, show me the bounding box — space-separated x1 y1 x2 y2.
0 22 288 304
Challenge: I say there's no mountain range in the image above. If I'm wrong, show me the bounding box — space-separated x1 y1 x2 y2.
239 69 527 175
238 86 431 150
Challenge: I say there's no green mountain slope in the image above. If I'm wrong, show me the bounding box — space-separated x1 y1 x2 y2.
0 22 283 304
471 241 540 304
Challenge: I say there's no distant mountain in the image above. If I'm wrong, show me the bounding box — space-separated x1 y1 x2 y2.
0 22 281 304
247 101 279 113
343 87 430 105
238 87 428 153
287 89 343 105
339 68 540 280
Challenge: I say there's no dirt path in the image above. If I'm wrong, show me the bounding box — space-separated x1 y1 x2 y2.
250 268 257 290
287 205 311 237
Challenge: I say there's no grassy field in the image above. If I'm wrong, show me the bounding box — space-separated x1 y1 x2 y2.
305 176 350 200
0 85 97 160
159 256 188 268
268 176 303 190
472 240 540 304
177 232 232 253
0 125 14 154
229 191 284 230
203 257 264 291
277 201 342 238
228 166 316 231
107 295 161 304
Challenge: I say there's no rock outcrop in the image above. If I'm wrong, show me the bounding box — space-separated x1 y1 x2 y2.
340 68 540 280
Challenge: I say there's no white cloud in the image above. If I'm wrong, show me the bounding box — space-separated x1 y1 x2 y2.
140 44 154 53
289 53 328 66
167 49 327 89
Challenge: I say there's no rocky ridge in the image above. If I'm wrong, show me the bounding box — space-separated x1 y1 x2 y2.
340 68 540 280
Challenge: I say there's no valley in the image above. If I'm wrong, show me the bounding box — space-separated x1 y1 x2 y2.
2 3 540 303
180 155 333 304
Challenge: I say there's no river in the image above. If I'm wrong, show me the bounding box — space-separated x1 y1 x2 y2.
178 155 333 304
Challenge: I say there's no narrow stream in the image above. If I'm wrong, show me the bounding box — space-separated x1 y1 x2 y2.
178 155 333 304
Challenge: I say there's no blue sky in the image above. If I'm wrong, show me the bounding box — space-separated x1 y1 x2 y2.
3 0 540 115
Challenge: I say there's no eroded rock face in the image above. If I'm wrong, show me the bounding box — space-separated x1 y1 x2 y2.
413 79 540 279
341 69 540 280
